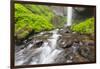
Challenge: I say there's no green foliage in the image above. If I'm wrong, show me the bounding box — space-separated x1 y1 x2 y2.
15 4 54 39
23 4 54 21
71 17 94 34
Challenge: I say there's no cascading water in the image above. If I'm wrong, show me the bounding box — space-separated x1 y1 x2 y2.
40 29 62 64
15 29 62 65
15 7 79 66
15 6 94 65
65 7 73 26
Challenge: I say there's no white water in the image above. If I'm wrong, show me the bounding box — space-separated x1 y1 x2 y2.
15 7 79 65
15 29 62 65
48 29 60 49
40 29 62 64
65 7 73 26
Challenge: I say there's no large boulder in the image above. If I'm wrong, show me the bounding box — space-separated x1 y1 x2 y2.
78 46 95 62
57 33 80 49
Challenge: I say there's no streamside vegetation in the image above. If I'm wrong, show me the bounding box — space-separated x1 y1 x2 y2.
15 4 66 40
15 3 95 45
14 3 95 65
71 17 94 34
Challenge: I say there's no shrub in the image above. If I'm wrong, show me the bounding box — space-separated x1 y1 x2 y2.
71 17 94 34
15 4 54 39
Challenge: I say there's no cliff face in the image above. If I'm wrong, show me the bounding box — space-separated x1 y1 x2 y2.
73 7 95 22
50 6 67 16
50 6 94 24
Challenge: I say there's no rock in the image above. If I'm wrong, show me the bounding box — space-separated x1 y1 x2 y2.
73 39 79 43
55 49 74 63
79 42 83 46
72 53 89 63
78 46 95 62
86 41 94 46
58 37 73 49
82 40 94 46
33 40 43 48
90 34 95 40
63 41 73 48
25 40 44 48
79 47 90 57
65 29 71 33
54 51 67 63
59 28 71 34
33 32 52 41
57 33 81 49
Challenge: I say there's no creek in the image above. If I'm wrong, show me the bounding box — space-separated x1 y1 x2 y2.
15 7 95 65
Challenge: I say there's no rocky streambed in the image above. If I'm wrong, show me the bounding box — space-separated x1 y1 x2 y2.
15 28 95 65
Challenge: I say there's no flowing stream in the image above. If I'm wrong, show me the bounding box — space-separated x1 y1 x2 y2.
15 7 74 65
15 29 63 65
15 6 95 65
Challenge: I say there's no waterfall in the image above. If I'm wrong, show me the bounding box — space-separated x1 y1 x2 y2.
65 7 73 26
67 7 73 26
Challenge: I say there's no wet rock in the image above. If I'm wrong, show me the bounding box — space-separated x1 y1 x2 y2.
79 47 89 57
78 46 95 62
90 34 95 40
59 27 71 34
33 40 44 48
73 39 79 43
72 53 89 63
26 37 33 43
65 28 71 33
55 51 67 63
64 48 78 63
24 39 44 48
57 35 80 49
63 41 73 48
33 32 52 41
55 49 74 63
85 40 94 46
57 36 74 49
